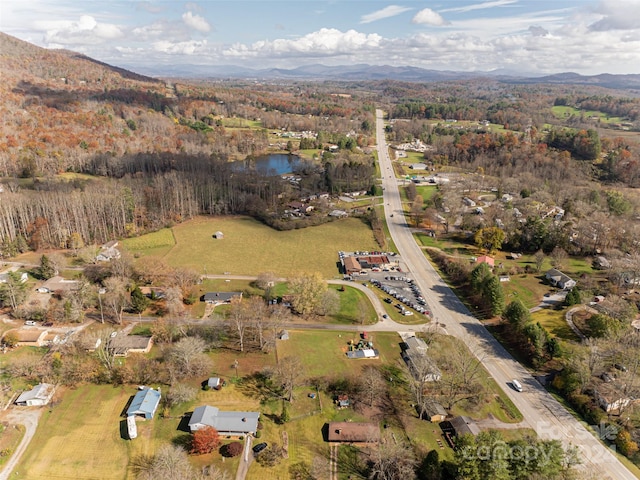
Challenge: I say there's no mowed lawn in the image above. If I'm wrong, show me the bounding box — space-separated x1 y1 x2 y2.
277 330 404 378
124 216 377 278
14 385 137 480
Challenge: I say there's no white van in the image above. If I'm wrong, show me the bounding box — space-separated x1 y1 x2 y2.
512 379 523 392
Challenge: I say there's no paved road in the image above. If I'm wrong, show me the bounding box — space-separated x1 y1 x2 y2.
375 109 635 480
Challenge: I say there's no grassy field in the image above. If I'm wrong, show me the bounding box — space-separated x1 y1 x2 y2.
14 385 137 479
123 216 377 278
551 105 624 124
531 308 578 341
276 330 403 378
0 423 24 468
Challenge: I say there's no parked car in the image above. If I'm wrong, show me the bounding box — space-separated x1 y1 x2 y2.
253 442 268 454
24 321 37 326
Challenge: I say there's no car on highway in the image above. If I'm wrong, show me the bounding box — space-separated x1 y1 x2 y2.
253 442 268 454
25 321 37 326
512 379 523 392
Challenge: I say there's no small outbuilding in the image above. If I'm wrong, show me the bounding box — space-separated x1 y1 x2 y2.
207 377 223 390
423 402 447 422
15 383 55 406
126 387 161 419
213 231 224 239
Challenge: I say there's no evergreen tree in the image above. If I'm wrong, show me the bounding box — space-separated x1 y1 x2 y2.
564 286 581 306
483 275 505 316
504 299 530 330
130 285 150 314
38 254 57 280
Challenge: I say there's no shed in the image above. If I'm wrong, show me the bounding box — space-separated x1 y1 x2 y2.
188 405 260 436
213 231 224 239
424 402 447 422
475 255 495 267
336 395 350 408
15 383 55 406
126 387 161 419
207 377 223 390
327 422 380 443
278 330 290 340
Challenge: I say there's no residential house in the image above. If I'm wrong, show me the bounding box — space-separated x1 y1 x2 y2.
96 241 121 262
40 276 79 293
593 256 611 270
327 422 380 443
402 337 441 382
449 416 480 437
0 267 28 284
329 209 348 218
15 383 55 406
203 292 243 304
188 405 260 436
545 269 576 289
109 334 153 357
127 387 161 419
14 329 49 347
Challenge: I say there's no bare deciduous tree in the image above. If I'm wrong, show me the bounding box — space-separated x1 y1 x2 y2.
276 356 304 402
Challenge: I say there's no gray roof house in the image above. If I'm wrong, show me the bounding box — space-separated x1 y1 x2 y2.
126 387 161 419
203 292 243 304
545 269 576 290
15 383 55 406
188 405 260 436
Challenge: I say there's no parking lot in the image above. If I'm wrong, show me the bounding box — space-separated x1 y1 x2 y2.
369 274 431 317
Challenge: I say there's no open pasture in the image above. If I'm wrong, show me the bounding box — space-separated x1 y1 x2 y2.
124 216 377 278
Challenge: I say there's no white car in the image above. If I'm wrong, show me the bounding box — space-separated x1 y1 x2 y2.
512 379 523 392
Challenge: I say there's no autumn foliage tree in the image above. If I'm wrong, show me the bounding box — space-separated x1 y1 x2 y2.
190 426 220 455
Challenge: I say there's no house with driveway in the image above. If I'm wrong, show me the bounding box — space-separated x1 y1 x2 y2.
545 268 576 289
188 405 260 436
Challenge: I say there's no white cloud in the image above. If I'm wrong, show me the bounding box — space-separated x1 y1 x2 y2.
412 8 449 26
360 5 412 24
441 0 518 14
224 28 382 58
182 11 210 33
152 39 208 55
588 0 640 31
38 15 124 45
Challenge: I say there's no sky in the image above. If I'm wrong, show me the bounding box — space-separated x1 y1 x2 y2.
2 0 640 76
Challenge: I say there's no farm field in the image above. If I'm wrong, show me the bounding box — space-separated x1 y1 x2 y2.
123 216 378 278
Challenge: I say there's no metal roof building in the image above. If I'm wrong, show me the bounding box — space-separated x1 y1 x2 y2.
188 405 260 436
126 388 161 419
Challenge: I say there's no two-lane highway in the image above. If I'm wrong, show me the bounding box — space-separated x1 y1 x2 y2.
375 109 636 480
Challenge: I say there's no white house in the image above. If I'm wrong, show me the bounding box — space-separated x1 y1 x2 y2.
15 383 55 406
545 269 576 290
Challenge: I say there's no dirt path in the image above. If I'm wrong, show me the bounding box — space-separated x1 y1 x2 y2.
0 408 43 480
